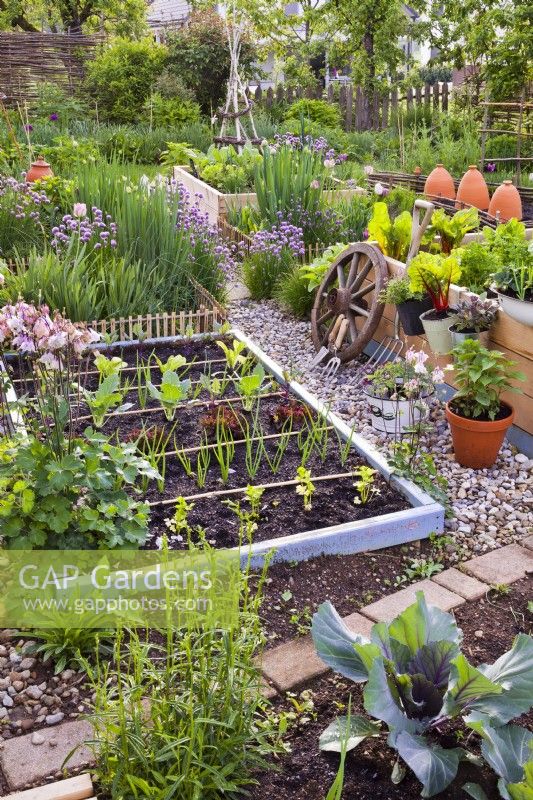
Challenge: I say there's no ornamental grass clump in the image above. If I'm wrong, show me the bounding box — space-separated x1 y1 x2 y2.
313 592 533 799
242 222 304 300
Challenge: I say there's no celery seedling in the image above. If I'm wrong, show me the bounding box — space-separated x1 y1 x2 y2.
295 466 315 511
353 466 380 505
81 374 132 428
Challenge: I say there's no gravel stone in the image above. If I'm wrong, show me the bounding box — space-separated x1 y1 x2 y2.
229 299 533 559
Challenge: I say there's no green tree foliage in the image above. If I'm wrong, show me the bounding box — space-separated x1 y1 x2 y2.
324 0 412 124
0 0 147 35
85 39 167 123
418 0 533 100
166 10 257 115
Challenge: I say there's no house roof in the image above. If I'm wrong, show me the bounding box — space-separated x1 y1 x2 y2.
147 0 189 26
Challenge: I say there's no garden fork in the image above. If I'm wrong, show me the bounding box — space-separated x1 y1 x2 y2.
323 318 349 378
309 313 345 368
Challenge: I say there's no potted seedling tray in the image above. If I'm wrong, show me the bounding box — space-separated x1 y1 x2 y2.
3 330 443 565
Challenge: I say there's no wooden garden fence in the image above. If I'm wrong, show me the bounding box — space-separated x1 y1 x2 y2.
0 31 103 105
249 82 452 132
86 278 226 340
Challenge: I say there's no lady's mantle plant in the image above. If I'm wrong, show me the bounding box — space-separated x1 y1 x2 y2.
312 593 533 798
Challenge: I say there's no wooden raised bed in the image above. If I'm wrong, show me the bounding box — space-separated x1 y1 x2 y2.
173 166 364 226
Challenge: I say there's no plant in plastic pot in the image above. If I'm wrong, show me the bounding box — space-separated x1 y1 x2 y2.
449 295 499 347
407 251 462 354
379 277 433 336
490 221 533 326
445 339 524 468
364 347 442 435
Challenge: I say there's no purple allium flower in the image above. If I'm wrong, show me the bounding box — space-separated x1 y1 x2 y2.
485 163 496 173
24 124 33 132
49 113 58 121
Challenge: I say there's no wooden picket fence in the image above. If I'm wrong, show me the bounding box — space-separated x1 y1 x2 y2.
84 278 226 340
249 82 452 132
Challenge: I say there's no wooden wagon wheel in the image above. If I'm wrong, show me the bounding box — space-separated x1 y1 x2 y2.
311 243 388 363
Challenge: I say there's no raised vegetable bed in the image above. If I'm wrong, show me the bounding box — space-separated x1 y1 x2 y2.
3 329 443 565
173 166 364 226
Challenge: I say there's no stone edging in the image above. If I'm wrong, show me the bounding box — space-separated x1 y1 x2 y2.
259 540 533 696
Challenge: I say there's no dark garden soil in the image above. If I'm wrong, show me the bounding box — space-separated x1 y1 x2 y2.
249 576 533 800
257 540 436 646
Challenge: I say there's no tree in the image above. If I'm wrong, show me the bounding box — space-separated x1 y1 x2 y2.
418 0 533 101
325 0 412 124
0 0 147 36
234 0 328 60
166 10 257 116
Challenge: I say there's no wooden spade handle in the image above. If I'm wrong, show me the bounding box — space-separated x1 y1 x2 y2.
328 314 345 343
334 318 349 349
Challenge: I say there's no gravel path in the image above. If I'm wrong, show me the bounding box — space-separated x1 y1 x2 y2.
229 299 533 559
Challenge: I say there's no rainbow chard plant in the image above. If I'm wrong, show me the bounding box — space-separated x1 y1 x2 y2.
408 252 462 315
312 593 533 799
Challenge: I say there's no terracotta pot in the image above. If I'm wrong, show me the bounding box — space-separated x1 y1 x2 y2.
26 155 53 183
488 180 522 222
424 164 456 200
456 165 489 211
445 400 514 469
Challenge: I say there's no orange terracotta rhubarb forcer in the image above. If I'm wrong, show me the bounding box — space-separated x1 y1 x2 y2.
424 164 456 200
26 155 53 183
488 180 522 222
456 165 490 210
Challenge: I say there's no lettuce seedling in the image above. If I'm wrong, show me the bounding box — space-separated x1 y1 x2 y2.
312 592 533 798
147 371 191 421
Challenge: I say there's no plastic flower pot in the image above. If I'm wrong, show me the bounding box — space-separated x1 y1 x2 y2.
364 390 432 435
448 325 490 348
397 295 434 336
445 400 514 469
419 309 458 355
494 290 533 327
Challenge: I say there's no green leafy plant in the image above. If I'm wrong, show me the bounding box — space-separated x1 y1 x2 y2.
284 99 343 129
352 465 380 505
379 276 425 305
234 363 267 412
85 39 167 124
0 432 156 549
81 374 132 428
144 93 200 128
408 252 462 313
427 208 479 255
295 466 315 511
454 242 496 294
94 353 128 380
312 592 533 798
450 339 524 420
368 202 412 261
217 339 248 371
26 626 113 675
147 372 191 421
